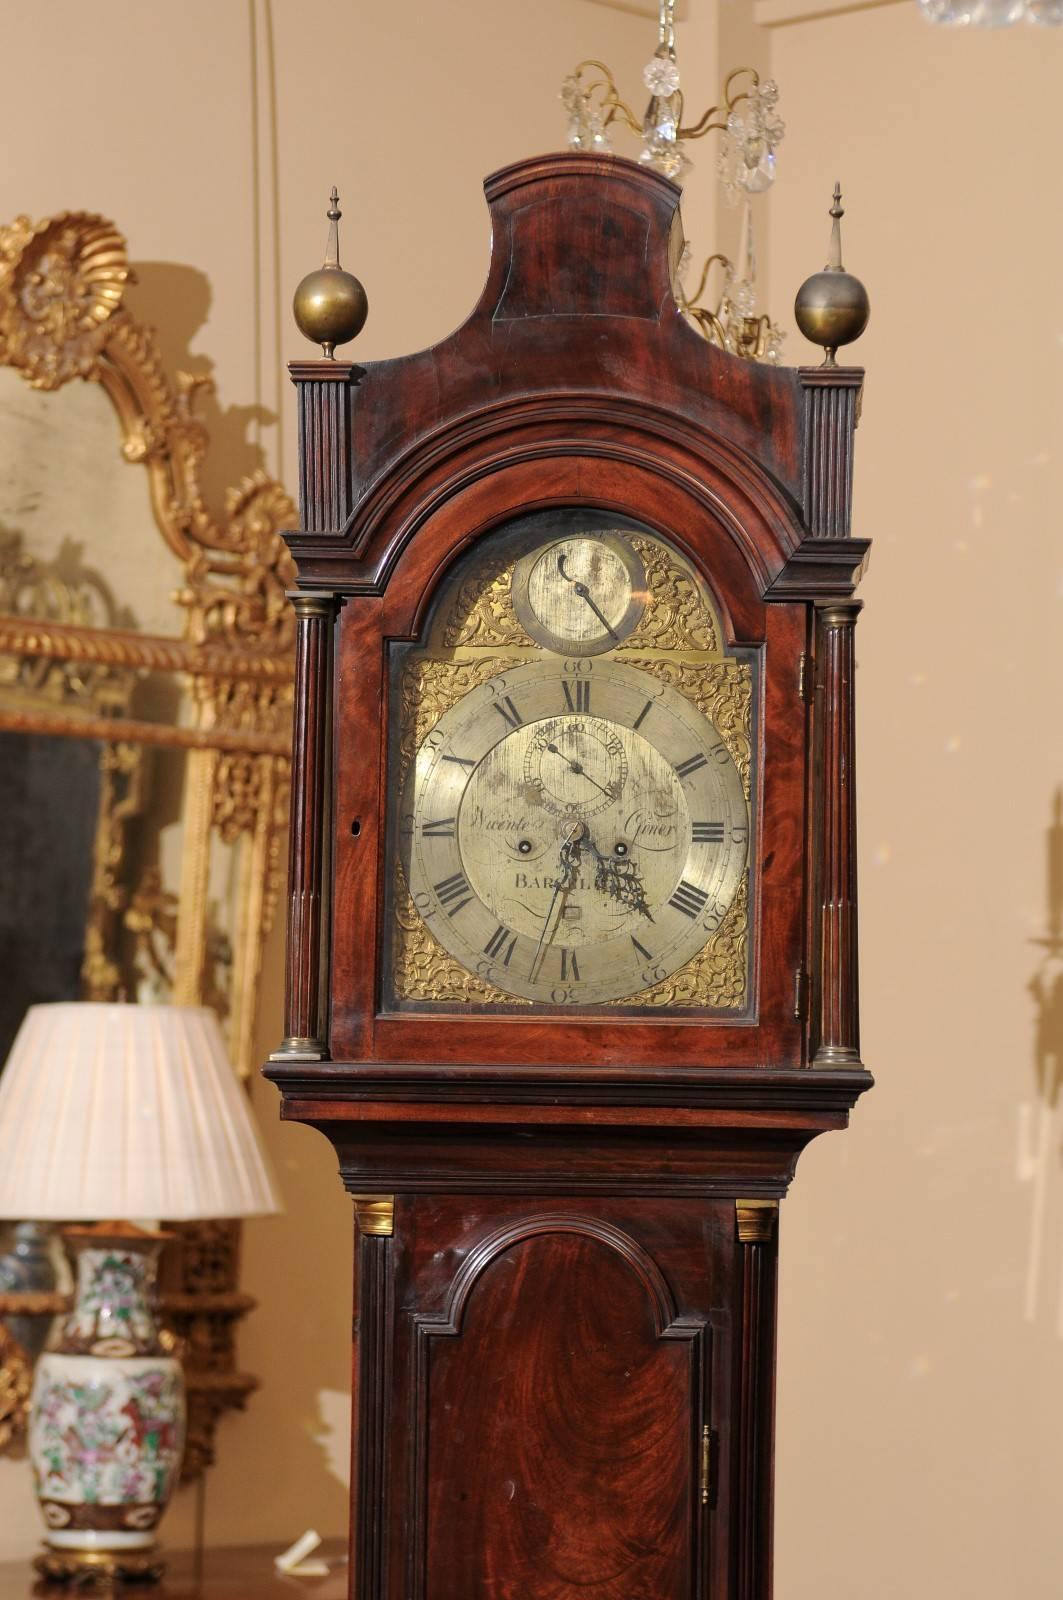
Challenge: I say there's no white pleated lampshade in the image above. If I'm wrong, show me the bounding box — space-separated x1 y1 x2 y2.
0 1003 281 1221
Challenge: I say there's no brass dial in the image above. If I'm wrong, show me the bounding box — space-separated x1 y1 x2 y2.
401 659 748 1006
511 533 646 656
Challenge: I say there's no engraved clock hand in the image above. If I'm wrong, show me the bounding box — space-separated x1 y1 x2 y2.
582 834 655 922
530 823 584 978
543 741 616 800
557 554 621 642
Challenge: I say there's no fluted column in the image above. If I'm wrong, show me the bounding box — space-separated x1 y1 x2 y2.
814 601 862 1066
799 367 862 538
275 592 337 1060
735 1199 779 1600
290 360 358 535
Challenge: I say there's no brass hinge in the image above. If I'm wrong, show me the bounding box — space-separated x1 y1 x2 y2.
797 651 811 701
793 966 808 1020
700 1424 712 1505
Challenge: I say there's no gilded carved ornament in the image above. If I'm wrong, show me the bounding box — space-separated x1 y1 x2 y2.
0 210 296 1476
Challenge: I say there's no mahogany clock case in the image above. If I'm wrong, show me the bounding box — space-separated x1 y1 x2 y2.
273 158 868 1091
268 152 872 1600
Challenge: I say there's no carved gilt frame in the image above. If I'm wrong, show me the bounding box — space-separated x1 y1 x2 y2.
0 212 295 1473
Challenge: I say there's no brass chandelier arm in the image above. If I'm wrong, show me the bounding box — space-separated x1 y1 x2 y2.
569 59 758 147
678 252 732 313
570 60 643 137
677 68 759 141
569 59 760 146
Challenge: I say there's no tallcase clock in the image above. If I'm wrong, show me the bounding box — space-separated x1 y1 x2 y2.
269 155 873 1600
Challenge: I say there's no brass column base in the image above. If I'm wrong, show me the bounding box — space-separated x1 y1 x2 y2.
33 1548 165 1587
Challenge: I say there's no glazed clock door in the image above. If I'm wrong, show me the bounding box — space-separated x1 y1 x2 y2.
383 512 755 1019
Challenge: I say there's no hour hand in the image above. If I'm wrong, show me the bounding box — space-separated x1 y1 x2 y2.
583 835 655 922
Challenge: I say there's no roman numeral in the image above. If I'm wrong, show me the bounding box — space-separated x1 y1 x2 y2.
493 696 523 730
562 679 591 713
675 752 708 781
630 935 654 962
669 879 709 919
560 948 581 982
632 699 653 730
421 817 456 838
434 872 473 916
691 821 725 844
442 753 475 769
483 925 517 965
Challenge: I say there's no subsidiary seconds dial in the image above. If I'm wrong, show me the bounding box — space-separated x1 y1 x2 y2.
400 660 749 1006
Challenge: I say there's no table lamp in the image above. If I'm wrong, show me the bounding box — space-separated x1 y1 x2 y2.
0 1002 281 1582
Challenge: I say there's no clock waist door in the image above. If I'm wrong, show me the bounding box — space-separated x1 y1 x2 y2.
352 1191 762 1600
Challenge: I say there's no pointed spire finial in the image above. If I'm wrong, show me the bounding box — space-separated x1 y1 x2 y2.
324 187 342 269
794 181 869 368
293 186 368 359
828 181 845 271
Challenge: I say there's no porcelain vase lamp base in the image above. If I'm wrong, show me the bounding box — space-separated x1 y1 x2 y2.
28 1224 185 1584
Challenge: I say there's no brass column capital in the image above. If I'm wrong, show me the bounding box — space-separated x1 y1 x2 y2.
736 1198 779 1243
288 590 341 621
815 598 863 627
351 1195 395 1237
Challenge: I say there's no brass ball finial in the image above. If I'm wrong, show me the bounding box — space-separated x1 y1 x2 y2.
293 187 368 358
794 182 870 367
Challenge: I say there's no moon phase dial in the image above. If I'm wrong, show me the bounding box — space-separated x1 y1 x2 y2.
399 660 749 1007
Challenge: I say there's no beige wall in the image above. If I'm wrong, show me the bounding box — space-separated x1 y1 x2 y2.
0 0 653 1563
765 6 1063 1595
3 0 1061 1587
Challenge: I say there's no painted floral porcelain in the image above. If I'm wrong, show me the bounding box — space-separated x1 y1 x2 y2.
28 1227 185 1552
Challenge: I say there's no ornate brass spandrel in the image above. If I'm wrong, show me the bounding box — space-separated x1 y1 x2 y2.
436 529 723 660
623 656 752 800
392 864 531 1007
441 553 526 649
615 873 748 1010
622 537 721 655
397 654 518 792
0 208 297 1477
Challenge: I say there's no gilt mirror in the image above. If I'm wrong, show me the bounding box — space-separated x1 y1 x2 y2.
0 211 294 1473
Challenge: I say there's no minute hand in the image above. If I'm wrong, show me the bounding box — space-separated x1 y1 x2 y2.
558 555 620 642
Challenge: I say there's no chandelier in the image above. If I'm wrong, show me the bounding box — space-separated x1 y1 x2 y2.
560 1 785 362
919 0 1060 21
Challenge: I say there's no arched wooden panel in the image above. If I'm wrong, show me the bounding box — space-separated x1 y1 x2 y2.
408 1217 708 1600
